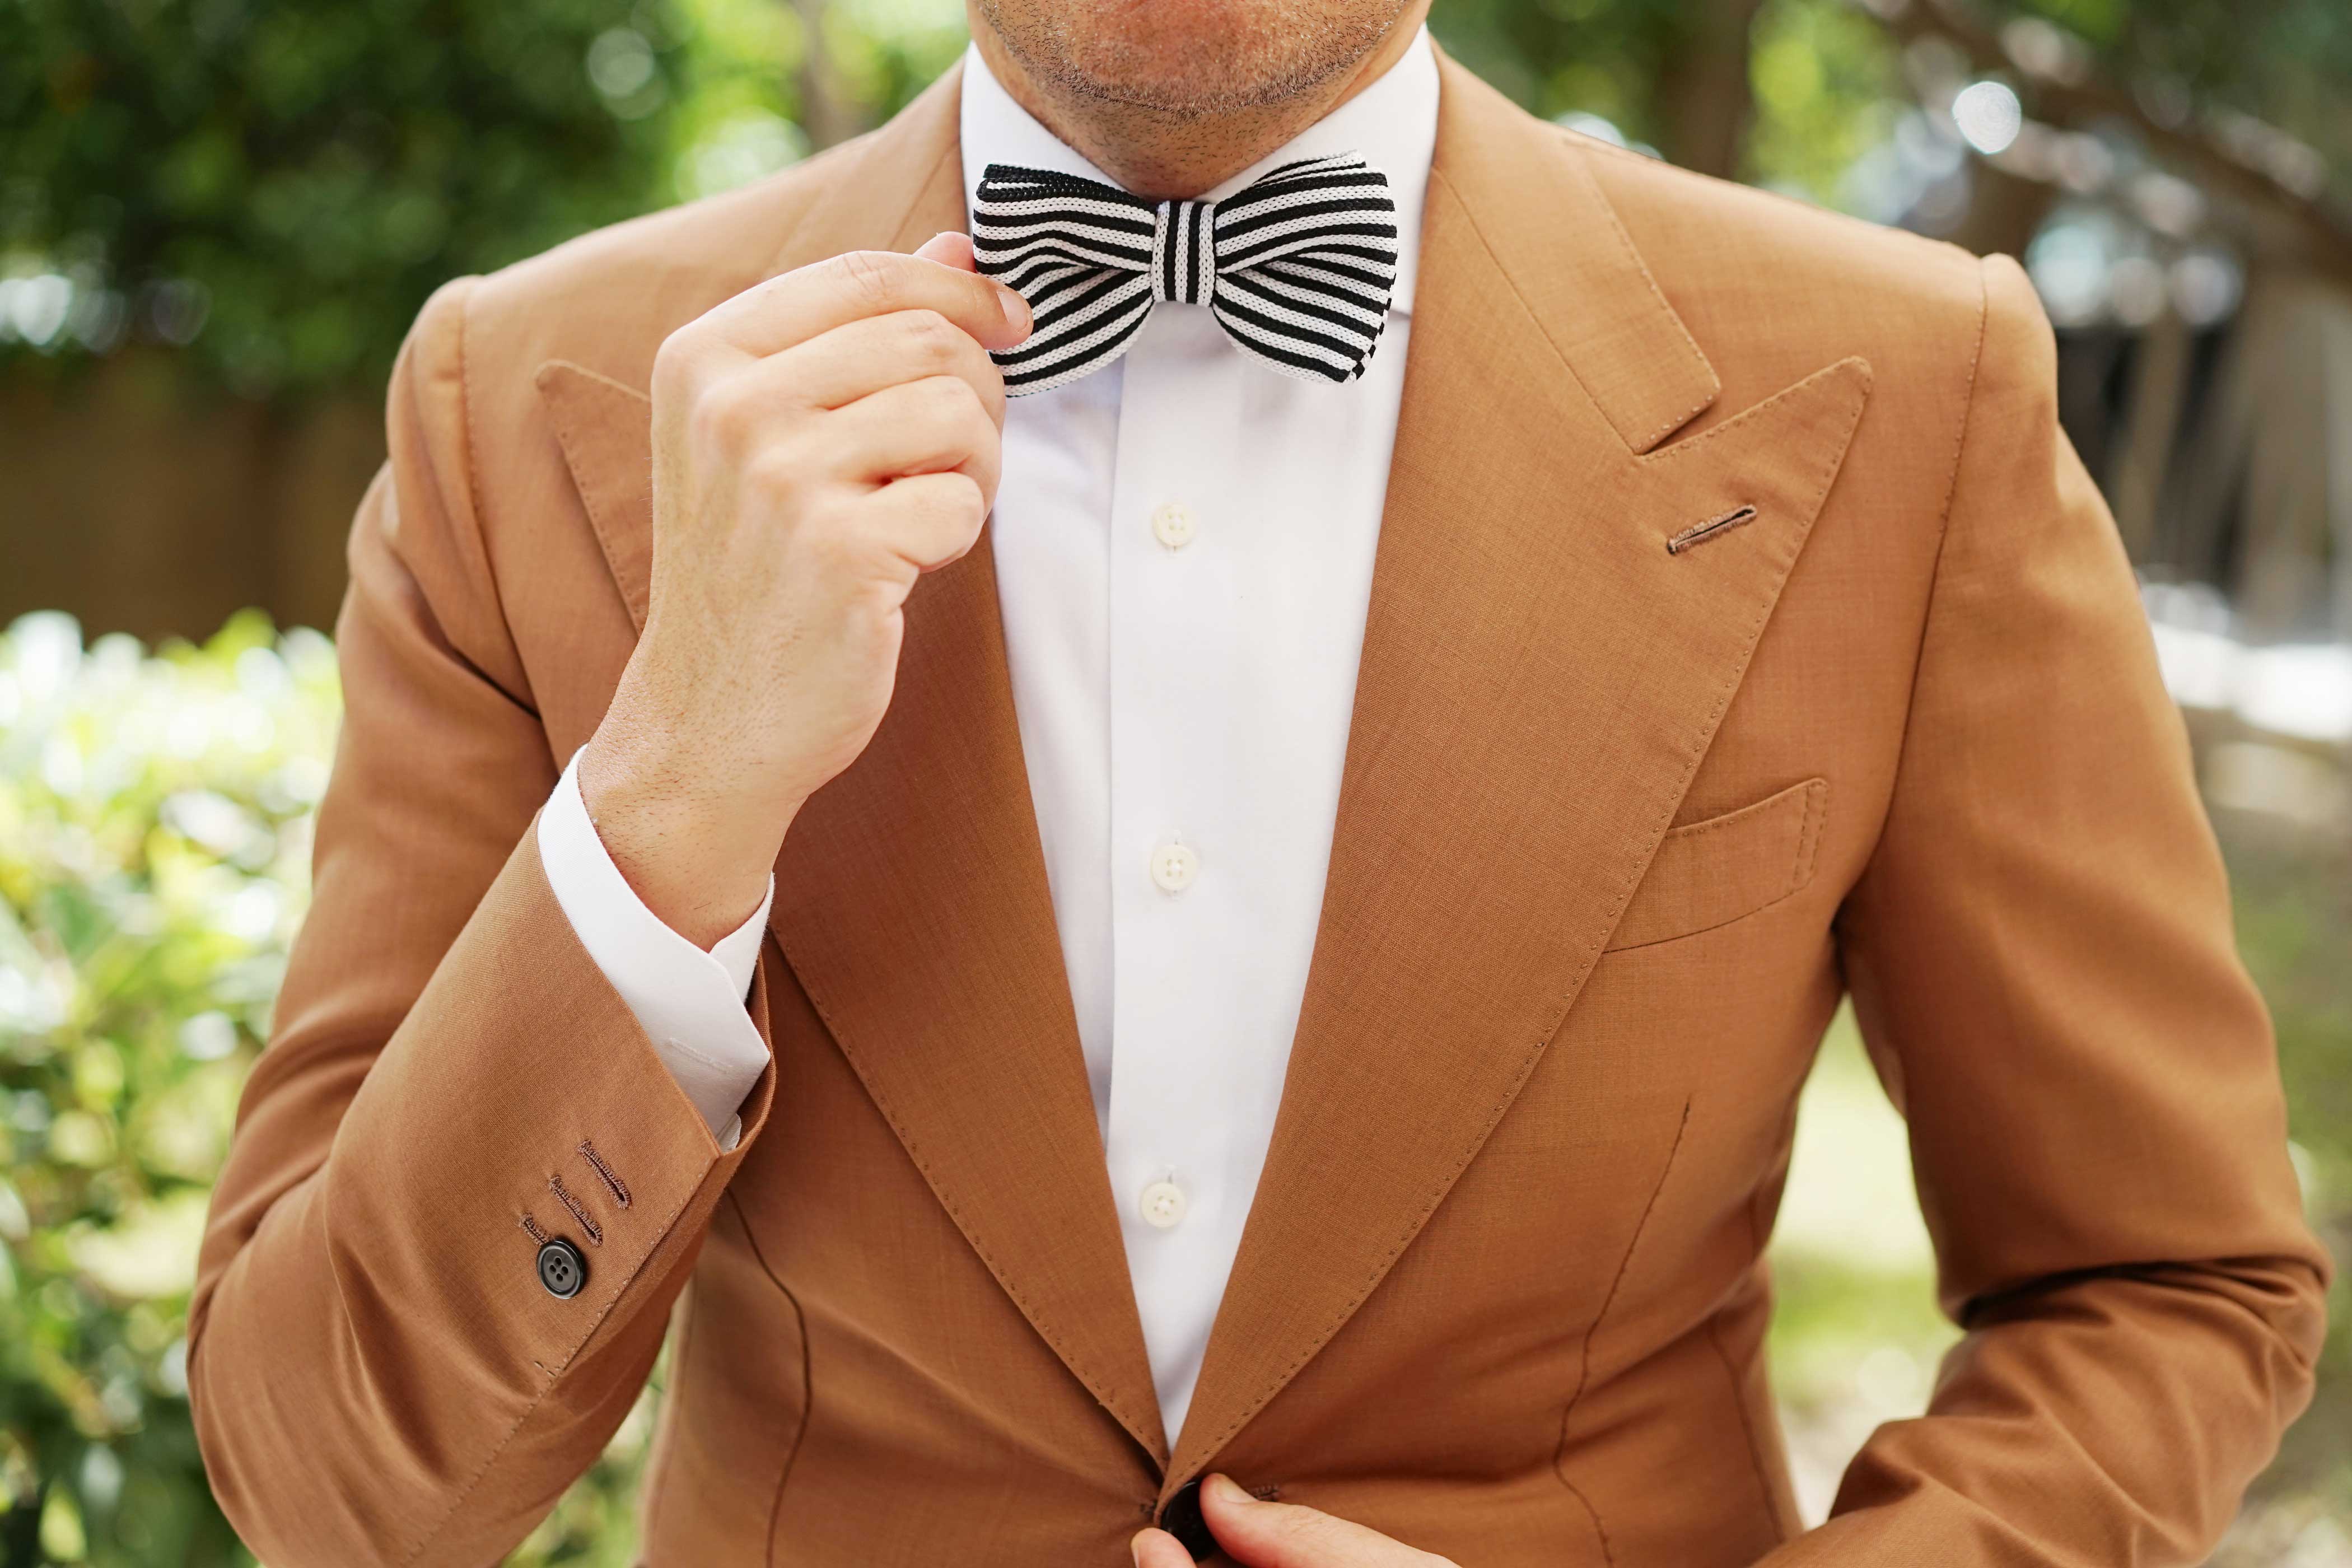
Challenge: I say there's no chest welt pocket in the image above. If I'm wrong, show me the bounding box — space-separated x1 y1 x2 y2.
1603 777 1828 951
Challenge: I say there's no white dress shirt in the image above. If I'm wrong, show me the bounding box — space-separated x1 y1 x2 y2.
539 25 1438 1446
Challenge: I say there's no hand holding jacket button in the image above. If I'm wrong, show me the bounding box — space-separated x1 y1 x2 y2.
1156 1478 1215 1561
537 1237 587 1299
1140 1474 1452 1566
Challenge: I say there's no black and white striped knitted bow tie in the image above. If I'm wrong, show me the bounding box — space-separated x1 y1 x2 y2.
970 153 1399 395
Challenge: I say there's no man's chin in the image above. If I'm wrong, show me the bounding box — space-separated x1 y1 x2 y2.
984 0 1390 118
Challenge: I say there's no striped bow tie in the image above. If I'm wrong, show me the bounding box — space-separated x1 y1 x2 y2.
970 153 1400 396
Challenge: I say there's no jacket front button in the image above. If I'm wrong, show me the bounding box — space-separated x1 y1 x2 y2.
1158 1478 1215 1561
536 1237 587 1299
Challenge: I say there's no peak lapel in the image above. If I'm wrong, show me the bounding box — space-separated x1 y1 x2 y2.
538 60 1172 1466
1164 53 1872 1483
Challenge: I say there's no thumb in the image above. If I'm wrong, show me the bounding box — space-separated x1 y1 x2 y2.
913 229 978 271
1197 1473 1437 1566
913 230 1030 342
1131 1527 1198 1568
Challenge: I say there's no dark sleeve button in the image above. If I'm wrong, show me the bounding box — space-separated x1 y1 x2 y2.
1157 1478 1215 1561
536 1237 587 1299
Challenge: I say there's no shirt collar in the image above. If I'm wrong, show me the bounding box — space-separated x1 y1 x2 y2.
956 24 1439 318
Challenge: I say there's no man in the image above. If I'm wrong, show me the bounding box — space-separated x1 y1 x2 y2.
188 0 2329 1561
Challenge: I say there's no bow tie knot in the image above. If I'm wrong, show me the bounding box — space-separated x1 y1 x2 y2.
1151 196 1220 309
971 153 1399 395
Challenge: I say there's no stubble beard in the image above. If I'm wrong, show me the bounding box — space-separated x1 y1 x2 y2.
973 0 1410 120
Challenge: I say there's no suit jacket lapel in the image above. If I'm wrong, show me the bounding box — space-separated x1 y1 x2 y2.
539 62 1174 1466
1163 50 1872 1485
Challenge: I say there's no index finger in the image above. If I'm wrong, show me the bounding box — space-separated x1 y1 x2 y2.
692 246 1033 361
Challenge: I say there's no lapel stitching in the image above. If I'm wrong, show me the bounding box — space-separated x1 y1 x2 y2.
536 362 654 632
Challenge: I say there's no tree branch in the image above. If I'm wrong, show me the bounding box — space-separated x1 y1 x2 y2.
1866 0 2352 282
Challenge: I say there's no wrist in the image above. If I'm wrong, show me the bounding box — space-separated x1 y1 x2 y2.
577 724 800 949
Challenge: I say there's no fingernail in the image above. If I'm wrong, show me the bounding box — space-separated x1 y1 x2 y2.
1206 1473 1249 1504
999 286 1031 337
1130 1530 1151 1566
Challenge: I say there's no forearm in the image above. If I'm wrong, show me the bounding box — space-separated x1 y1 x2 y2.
1753 1257 2322 1566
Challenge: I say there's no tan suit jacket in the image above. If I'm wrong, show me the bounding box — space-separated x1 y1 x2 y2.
189 42 2328 1568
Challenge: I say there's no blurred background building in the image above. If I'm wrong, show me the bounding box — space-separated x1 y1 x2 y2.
1 0 2347 1563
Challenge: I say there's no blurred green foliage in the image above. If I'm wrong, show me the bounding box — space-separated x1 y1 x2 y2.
0 612 330 1566
1 0 687 394
2221 819 2352 1538
0 0 967 396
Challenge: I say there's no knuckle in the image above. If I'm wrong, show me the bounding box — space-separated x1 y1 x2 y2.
690 377 757 446
898 305 955 343
651 328 704 397
830 249 899 310
742 445 801 498
958 394 1002 451
966 389 1002 437
900 308 959 357
908 374 972 424
792 497 852 554
813 516 876 575
940 372 989 417
936 472 987 521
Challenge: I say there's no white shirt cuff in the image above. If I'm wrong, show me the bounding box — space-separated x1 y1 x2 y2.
537 752 774 1151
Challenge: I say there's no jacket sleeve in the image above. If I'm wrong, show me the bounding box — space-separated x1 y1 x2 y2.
187 278 779 1567
1765 253 2331 1566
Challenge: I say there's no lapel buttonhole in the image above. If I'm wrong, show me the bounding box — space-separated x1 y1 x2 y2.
1665 503 1759 556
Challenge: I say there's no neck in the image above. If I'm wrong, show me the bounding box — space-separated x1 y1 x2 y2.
966 5 1431 199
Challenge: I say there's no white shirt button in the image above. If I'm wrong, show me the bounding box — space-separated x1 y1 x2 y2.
1151 501 1198 550
1149 841 1198 892
1139 1179 1188 1229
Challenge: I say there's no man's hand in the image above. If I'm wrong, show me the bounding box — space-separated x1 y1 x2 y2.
579 233 1032 945
1132 1474 1460 1567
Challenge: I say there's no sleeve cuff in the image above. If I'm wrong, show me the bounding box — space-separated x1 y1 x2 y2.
537 751 773 1146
